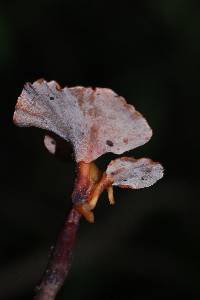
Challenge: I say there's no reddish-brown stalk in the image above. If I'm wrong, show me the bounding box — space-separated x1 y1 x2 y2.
34 161 96 300
34 208 81 300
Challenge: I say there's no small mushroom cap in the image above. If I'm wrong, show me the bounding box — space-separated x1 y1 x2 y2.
106 157 164 189
13 79 152 163
44 135 56 154
43 133 73 161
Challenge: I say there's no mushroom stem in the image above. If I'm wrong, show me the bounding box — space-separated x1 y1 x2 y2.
34 208 81 300
73 161 102 222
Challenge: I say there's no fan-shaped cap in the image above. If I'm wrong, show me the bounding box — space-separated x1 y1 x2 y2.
13 79 152 163
106 157 164 189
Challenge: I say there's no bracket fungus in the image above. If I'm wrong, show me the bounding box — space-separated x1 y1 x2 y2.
13 79 164 300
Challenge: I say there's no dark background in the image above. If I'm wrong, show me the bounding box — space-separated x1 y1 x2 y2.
1 0 200 299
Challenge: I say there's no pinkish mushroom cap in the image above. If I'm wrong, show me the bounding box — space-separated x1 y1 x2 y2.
13 79 152 163
106 157 164 189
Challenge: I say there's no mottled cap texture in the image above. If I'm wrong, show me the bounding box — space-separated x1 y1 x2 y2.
106 157 164 189
13 79 152 162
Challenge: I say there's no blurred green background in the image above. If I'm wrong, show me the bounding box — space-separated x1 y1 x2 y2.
1 0 200 299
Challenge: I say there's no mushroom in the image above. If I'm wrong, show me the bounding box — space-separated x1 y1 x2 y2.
13 79 163 300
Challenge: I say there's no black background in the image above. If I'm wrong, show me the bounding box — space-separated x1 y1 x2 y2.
1 0 200 299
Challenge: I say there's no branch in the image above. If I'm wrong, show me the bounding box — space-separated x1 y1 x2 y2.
34 208 81 300
33 161 95 300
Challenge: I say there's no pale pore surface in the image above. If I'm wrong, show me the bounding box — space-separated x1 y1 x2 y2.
13 80 152 162
106 157 164 189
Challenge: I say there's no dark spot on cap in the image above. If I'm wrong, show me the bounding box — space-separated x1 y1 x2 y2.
50 96 54 100
123 138 128 144
106 140 114 147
